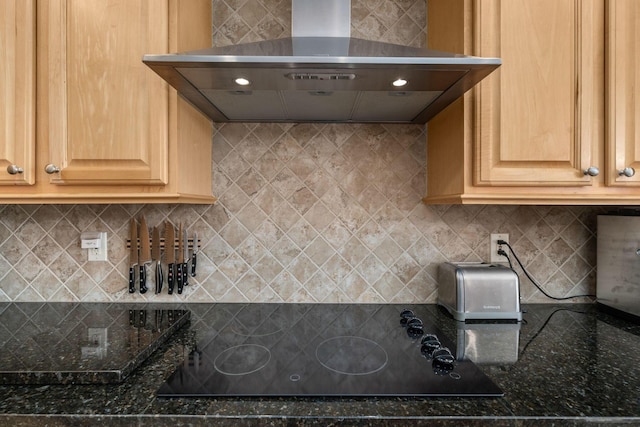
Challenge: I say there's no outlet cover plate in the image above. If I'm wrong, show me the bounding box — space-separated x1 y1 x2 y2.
490 233 509 263
88 232 108 262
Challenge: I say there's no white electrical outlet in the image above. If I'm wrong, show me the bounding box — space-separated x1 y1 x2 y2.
88 232 108 262
490 233 509 263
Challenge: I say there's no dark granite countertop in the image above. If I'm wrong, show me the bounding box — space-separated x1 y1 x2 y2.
0 303 639 426
0 303 189 385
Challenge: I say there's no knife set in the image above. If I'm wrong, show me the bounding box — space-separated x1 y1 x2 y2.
127 216 199 295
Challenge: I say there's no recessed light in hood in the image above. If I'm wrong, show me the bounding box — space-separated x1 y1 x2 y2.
143 0 500 124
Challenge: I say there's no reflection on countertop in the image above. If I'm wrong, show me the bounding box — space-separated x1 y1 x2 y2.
0 303 189 384
0 303 639 426
455 321 521 365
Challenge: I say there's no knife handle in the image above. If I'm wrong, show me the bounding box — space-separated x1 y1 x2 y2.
128 267 136 293
167 263 175 294
177 262 184 294
190 252 197 277
139 265 148 294
155 261 164 294
183 262 189 287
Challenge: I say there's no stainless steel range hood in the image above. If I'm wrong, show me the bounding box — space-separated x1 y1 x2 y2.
143 0 500 124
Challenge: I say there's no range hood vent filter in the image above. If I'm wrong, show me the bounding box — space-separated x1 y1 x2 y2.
287 73 357 81
143 0 500 124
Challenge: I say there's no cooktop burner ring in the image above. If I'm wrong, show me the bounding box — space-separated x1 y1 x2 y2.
227 305 299 338
315 336 389 376
213 344 271 376
230 325 285 337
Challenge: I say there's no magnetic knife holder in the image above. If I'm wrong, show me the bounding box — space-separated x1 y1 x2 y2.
126 238 200 250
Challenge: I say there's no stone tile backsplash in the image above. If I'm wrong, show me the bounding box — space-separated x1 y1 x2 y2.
0 0 605 303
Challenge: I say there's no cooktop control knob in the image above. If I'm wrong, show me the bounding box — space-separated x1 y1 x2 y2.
399 308 456 375
407 317 423 328
406 317 424 338
432 347 455 375
400 309 415 325
420 334 441 358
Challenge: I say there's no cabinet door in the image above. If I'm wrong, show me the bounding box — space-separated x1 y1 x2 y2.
607 0 640 186
45 0 169 185
474 0 603 186
0 0 35 185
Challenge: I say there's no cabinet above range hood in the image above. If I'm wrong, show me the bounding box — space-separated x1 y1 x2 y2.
143 0 500 124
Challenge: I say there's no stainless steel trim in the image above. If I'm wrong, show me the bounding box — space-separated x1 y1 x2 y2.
292 0 350 38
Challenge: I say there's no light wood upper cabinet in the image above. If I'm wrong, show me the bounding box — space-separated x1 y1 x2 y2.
425 0 640 204
0 0 215 204
474 0 602 187
0 0 35 186
606 0 640 187
45 0 168 185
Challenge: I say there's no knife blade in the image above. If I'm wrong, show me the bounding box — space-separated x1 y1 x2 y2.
152 225 163 294
165 222 176 294
128 218 138 293
190 231 198 277
138 216 151 294
176 223 184 294
182 227 189 288
154 309 163 332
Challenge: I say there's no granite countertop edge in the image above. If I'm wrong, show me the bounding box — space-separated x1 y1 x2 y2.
2 414 640 426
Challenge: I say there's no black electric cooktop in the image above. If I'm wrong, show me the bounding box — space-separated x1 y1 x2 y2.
158 304 503 397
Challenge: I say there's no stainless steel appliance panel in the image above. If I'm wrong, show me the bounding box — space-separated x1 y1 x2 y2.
597 215 640 318
437 262 522 321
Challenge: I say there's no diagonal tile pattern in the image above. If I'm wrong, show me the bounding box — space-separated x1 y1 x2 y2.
0 1 606 304
0 136 605 305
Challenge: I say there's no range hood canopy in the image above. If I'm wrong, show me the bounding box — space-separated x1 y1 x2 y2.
143 0 500 124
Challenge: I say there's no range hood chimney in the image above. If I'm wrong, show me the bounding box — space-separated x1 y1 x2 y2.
143 0 500 124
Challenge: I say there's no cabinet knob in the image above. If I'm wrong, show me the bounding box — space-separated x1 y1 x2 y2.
618 167 636 178
583 166 600 177
44 164 61 174
6 165 24 175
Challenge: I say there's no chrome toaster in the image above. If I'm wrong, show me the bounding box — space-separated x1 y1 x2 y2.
437 262 522 322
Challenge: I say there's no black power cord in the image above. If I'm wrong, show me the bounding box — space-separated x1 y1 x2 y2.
519 307 590 357
497 248 513 269
497 240 596 301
